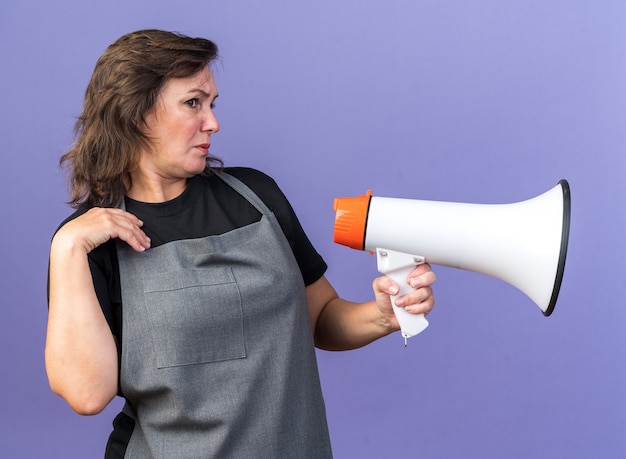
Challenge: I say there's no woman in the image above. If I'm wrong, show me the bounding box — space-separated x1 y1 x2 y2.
45 29 436 458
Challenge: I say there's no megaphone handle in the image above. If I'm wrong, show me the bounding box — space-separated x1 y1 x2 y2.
376 248 430 344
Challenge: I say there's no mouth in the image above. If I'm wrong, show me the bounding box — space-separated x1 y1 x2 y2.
195 143 210 154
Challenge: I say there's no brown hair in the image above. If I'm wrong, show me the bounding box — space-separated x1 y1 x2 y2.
60 29 222 208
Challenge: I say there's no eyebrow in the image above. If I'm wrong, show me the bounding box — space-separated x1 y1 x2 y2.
188 89 218 100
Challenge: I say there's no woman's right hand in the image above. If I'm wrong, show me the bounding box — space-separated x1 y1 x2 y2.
54 207 151 254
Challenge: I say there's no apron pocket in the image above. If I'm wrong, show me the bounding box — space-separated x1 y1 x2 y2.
142 268 246 368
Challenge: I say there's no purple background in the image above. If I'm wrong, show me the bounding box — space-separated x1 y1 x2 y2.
2 1 625 457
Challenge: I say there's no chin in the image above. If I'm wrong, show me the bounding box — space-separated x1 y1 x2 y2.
185 163 209 177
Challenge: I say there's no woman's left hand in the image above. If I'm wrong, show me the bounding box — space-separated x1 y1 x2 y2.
372 263 436 330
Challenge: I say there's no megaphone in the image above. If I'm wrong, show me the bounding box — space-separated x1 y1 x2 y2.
333 180 571 344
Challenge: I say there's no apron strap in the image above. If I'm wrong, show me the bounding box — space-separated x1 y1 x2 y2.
213 171 274 217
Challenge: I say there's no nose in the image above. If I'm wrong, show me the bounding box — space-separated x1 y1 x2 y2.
202 109 220 134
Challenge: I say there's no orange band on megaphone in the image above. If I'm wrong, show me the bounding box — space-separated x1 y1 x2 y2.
333 190 372 250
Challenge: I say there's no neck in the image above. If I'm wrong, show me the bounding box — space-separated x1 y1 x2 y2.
126 171 188 203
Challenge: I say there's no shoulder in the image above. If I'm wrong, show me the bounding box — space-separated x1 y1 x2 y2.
53 205 117 270
221 167 281 192
54 205 92 235
217 167 290 210
217 167 327 286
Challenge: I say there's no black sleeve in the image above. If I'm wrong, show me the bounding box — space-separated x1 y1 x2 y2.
225 167 328 286
87 242 122 344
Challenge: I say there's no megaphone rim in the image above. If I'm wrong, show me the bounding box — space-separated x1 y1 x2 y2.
543 179 571 316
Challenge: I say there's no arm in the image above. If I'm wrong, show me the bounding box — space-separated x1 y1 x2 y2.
45 208 150 415
308 263 436 351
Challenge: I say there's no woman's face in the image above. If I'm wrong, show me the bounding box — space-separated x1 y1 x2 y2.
140 66 220 180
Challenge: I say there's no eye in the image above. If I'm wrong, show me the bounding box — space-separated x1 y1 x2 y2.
185 98 199 108
210 101 217 110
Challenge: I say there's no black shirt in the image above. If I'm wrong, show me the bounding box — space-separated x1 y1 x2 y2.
54 167 327 346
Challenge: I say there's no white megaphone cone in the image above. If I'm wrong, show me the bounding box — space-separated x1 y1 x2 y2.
333 180 571 344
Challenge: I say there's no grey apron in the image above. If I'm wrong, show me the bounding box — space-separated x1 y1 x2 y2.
116 172 332 458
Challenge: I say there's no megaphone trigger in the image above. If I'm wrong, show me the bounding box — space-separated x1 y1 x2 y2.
376 248 429 344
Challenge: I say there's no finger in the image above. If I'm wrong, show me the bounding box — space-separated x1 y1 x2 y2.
112 220 151 252
394 283 433 305
119 229 151 252
108 208 145 228
402 288 435 315
372 275 400 297
407 266 437 289
91 208 151 251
